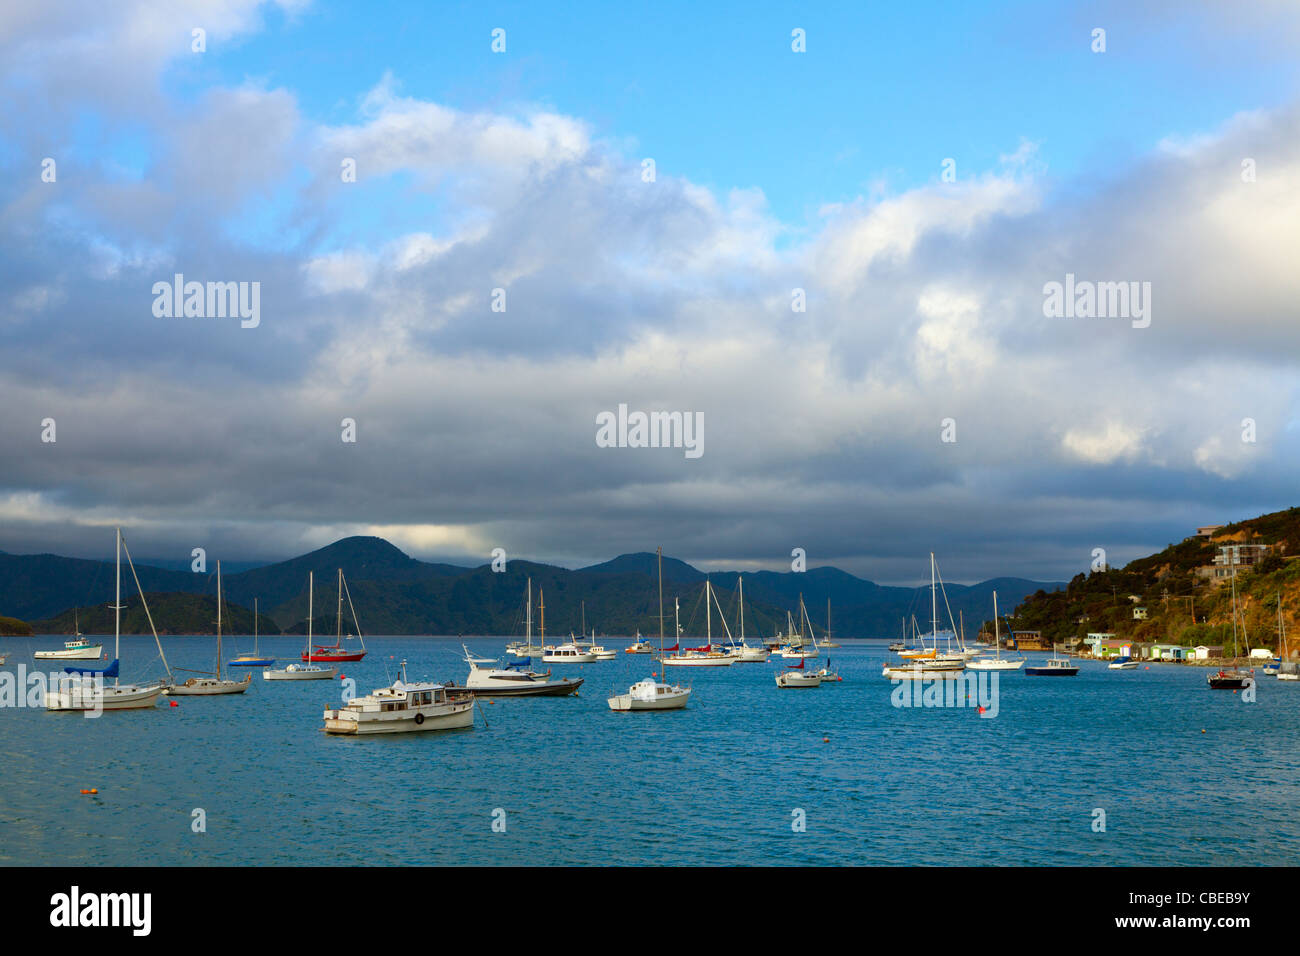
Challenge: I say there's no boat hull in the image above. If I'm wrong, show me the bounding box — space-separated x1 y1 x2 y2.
323 702 474 734
967 659 1024 670
164 674 252 696
264 666 337 681
302 651 365 662
34 646 104 660
458 677 583 697
608 685 690 710
46 681 164 711
1024 667 1078 676
228 658 274 667
776 672 822 687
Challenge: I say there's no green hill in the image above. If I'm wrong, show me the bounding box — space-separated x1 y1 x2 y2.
33 594 281 637
1004 506 1300 653
0 614 33 636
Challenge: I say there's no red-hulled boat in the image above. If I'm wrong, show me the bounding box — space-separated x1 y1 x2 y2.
303 568 368 662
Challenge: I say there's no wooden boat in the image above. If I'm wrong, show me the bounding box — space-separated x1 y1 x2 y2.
609 548 691 711
660 583 737 667
323 660 474 735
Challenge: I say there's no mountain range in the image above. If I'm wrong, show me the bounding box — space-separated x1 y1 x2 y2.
0 536 1063 639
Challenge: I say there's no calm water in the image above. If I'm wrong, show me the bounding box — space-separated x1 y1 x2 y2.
1 635 1297 866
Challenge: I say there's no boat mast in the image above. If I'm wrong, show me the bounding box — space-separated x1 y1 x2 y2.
657 546 664 659
216 560 223 680
539 589 545 643
993 591 1001 660
930 552 938 647
526 577 533 646
253 598 259 655
1230 568 1239 661
827 598 831 642
337 568 343 645
114 526 121 687
308 571 313 658
706 580 712 645
739 577 745 642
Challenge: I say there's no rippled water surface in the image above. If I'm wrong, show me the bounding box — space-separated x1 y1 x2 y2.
2 636 1297 865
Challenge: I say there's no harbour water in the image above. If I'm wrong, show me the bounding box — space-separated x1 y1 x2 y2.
1 636 1297 866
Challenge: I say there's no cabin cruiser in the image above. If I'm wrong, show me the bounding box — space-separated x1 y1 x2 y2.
450 646 582 696
323 661 474 735
1025 656 1079 676
1107 656 1139 670
608 677 690 711
625 635 655 654
542 642 596 663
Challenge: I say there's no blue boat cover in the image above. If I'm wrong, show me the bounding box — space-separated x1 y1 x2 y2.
64 658 119 677
507 657 532 669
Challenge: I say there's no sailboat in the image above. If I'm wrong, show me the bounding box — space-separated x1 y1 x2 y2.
165 561 251 695
46 527 172 711
541 590 596 662
1264 593 1284 675
779 596 821 658
302 569 367 662
732 577 769 661
968 591 1025 670
1276 594 1298 681
264 572 338 681
506 578 544 657
34 611 104 660
776 657 822 688
821 599 841 647
660 580 737 667
578 603 617 659
1208 568 1253 689
883 554 967 678
229 598 274 667
609 548 691 710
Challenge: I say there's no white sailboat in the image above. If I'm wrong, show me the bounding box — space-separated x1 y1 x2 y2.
165 561 252 695
609 547 691 711
229 597 274 667
732 577 769 662
967 591 1025 670
776 657 822 688
506 578 543 657
779 595 821 659
540 590 597 663
46 528 172 711
883 554 968 678
264 572 338 681
821 599 841 647
660 580 737 667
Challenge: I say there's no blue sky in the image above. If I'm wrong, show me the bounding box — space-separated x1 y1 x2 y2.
163 1 1298 241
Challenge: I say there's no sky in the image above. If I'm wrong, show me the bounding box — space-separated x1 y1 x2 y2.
1 0 1299 585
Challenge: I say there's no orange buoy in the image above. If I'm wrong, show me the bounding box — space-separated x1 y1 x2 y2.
80 788 98 794
1201 729 1206 733
339 673 346 680
169 700 178 707
978 705 986 714
822 736 829 743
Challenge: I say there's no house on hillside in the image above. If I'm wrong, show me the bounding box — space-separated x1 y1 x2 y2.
1010 630 1051 650
1197 543 1273 584
1095 637 1132 659
1132 606 1148 620
1083 632 1115 654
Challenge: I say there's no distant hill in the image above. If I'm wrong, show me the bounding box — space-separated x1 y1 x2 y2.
0 537 1062 637
0 614 32 636
32 593 281 637
1006 506 1300 653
